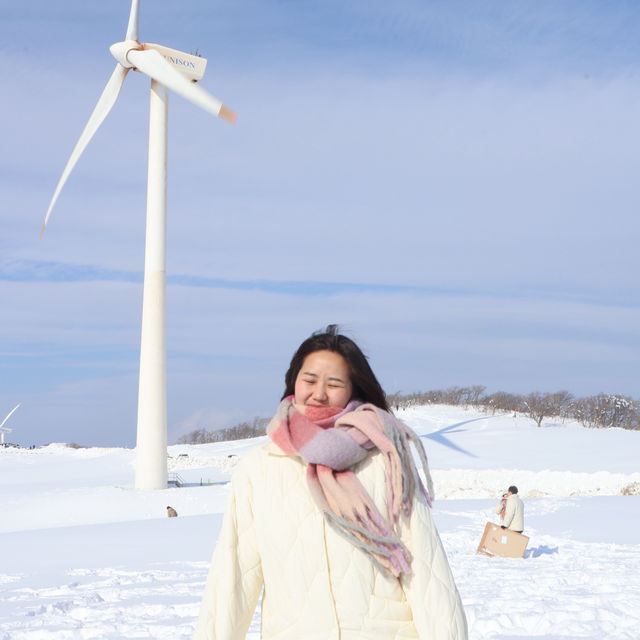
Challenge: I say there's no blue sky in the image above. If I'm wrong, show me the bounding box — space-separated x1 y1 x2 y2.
2 1 639 446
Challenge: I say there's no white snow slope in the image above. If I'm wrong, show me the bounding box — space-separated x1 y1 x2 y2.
1 405 639 639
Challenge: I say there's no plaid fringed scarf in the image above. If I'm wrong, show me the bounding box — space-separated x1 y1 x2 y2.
267 396 434 578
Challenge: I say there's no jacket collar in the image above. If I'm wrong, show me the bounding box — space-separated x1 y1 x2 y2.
263 441 288 456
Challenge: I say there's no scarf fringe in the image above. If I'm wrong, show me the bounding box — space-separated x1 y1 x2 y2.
324 510 412 576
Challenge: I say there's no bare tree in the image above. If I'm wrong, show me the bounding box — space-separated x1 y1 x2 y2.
468 385 487 406
523 392 556 428
484 391 523 414
572 394 639 430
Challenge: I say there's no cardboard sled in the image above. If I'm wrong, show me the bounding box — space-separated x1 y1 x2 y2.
477 521 529 558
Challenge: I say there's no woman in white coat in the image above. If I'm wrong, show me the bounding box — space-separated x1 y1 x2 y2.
193 325 468 640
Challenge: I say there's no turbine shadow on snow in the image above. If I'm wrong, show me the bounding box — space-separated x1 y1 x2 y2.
525 545 559 558
420 417 488 458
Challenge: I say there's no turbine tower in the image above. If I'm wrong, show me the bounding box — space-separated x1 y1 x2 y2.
41 0 236 489
0 403 21 445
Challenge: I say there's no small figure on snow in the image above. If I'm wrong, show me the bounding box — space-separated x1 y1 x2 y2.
496 486 524 533
167 506 178 518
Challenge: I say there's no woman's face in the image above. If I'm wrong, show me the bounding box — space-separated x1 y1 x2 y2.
294 350 353 408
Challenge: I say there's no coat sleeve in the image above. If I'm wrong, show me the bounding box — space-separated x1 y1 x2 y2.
400 494 468 640
192 461 264 640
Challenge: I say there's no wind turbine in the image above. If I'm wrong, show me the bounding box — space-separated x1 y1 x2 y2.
41 0 236 489
0 403 21 445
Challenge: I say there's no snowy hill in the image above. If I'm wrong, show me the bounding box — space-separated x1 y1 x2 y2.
1 405 639 639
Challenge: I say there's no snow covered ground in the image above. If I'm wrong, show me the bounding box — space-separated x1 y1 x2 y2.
1 405 639 639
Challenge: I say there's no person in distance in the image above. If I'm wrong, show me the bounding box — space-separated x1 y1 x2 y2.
498 485 524 533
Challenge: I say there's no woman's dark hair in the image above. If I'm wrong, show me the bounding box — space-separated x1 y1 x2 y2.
282 324 389 411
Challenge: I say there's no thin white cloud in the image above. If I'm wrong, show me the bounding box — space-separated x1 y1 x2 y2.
2 0 639 445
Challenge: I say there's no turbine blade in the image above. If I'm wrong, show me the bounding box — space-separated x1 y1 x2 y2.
127 49 237 124
0 402 21 428
41 64 129 237
125 0 140 42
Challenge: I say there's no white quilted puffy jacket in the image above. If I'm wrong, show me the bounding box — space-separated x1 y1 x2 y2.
193 441 468 640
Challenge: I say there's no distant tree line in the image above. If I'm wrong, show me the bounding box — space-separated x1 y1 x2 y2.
177 387 639 444
177 416 270 444
386 386 640 431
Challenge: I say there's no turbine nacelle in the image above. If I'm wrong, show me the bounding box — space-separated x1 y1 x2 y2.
142 43 207 83
110 41 207 83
